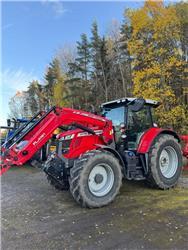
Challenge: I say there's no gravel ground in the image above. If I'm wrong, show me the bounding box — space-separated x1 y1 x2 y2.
1 166 188 250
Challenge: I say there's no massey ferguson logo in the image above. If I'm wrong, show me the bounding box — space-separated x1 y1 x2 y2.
33 133 46 146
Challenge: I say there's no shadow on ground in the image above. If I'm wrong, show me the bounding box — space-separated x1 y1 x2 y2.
1 166 188 250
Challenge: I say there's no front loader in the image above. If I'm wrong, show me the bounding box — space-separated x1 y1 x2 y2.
0 98 184 208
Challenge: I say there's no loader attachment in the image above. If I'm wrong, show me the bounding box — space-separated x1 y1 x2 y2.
0 164 11 176
0 107 57 174
2 107 55 149
2 111 41 149
0 105 109 175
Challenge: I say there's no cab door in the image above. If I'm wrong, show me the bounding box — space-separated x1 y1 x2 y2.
126 106 153 150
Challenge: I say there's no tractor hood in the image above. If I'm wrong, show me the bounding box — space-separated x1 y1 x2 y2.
56 129 82 141
56 126 104 141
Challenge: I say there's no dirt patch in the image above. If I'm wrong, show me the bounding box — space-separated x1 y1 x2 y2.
1 166 188 250
178 176 188 188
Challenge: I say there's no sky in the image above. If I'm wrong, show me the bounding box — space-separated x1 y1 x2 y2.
2 0 179 124
1 0 146 124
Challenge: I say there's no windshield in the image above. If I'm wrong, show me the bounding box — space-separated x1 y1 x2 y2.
102 106 125 126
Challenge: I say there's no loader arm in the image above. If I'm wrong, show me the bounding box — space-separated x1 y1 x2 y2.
0 107 112 175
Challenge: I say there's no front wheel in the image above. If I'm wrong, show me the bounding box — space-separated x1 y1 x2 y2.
146 134 182 189
69 150 122 208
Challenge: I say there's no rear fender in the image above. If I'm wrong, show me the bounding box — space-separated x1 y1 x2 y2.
137 127 180 154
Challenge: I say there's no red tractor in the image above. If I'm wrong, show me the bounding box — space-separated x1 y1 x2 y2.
0 98 185 208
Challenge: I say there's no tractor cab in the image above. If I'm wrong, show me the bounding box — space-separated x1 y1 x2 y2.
101 98 160 151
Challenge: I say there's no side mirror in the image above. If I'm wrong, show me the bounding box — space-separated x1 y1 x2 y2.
7 119 11 127
129 98 146 112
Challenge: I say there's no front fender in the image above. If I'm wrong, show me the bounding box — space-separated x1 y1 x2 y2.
137 127 180 154
95 144 126 170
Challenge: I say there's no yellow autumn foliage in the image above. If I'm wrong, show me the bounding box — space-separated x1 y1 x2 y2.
126 0 188 133
53 75 69 107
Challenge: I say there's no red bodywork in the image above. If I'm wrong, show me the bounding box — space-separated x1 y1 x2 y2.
1 106 188 175
181 135 188 170
138 129 188 170
137 127 163 153
137 127 180 153
57 128 105 158
0 107 113 175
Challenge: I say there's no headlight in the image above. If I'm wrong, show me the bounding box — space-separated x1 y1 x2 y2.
60 134 75 141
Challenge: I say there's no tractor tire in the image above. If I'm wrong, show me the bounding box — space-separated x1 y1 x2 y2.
146 134 182 189
69 150 122 208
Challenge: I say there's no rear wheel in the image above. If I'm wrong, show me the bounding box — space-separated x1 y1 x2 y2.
69 150 122 208
147 134 182 189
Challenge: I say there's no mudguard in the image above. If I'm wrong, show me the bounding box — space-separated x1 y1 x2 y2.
137 127 180 154
95 144 126 169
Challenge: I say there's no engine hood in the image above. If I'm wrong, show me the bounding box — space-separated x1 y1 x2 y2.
56 129 82 140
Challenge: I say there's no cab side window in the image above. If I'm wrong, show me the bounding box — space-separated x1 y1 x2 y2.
104 106 125 129
128 107 152 132
103 106 125 146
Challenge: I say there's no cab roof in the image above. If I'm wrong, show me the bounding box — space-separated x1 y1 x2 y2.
101 97 160 108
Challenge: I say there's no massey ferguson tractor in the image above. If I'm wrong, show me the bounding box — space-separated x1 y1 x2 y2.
0 98 187 208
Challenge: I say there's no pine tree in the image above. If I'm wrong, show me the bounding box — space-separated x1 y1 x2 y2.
27 80 41 114
119 18 133 96
90 22 111 104
44 58 63 107
91 21 102 74
65 33 91 109
76 33 91 81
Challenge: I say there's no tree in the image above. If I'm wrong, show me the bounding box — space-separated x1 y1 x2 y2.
99 36 111 102
175 2 188 62
27 81 40 115
126 0 187 132
56 44 77 73
76 33 91 81
53 74 69 107
44 58 62 107
90 22 111 105
106 19 133 98
64 33 92 109
9 91 29 118
26 80 47 115
90 21 102 105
